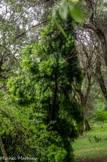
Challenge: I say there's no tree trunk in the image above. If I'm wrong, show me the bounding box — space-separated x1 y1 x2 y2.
76 75 92 135
96 55 107 101
0 136 9 162
84 0 107 66
97 29 107 67
85 119 91 131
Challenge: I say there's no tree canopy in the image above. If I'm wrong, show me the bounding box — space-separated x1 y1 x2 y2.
0 0 107 162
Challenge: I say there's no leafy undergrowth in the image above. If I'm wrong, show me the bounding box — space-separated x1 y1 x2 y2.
73 122 107 161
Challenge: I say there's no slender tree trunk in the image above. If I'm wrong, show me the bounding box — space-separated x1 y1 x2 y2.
85 119 91 131
97 30 107 67
96 51 107 101
0 136 9 162
77 90 91 135
79 75 92 133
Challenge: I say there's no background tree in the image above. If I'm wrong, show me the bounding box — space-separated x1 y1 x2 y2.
54 0 107 134
84 0 107 66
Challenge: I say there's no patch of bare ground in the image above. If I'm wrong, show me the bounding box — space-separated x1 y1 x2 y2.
76 157 107 162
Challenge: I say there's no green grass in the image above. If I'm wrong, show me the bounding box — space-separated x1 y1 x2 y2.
73 122 107 160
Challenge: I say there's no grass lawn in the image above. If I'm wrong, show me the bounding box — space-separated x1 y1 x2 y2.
72 122 107 161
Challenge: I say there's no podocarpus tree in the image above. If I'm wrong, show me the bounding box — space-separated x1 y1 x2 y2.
7 15 83 161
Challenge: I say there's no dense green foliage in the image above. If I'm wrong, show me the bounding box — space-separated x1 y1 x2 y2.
1 16 83 161
0 0 106 162
95 109 107 123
